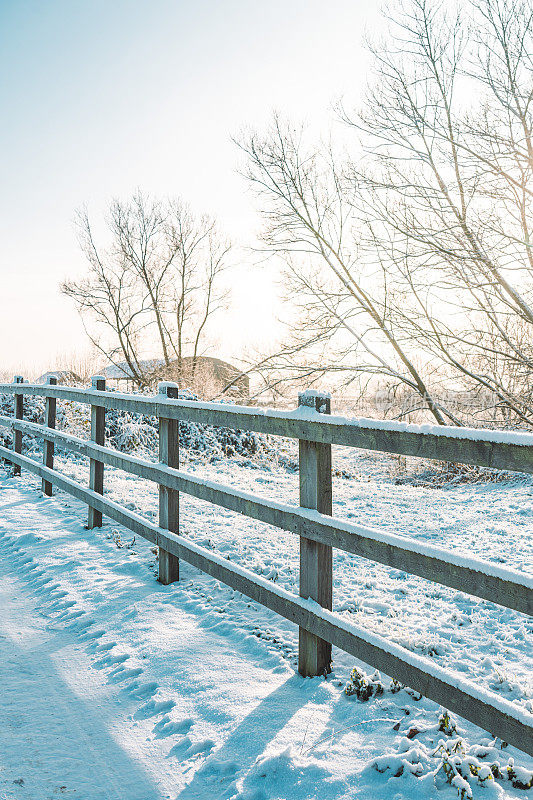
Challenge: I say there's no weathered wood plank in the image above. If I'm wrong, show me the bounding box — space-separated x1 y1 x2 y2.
158 383 179 585
1 383 532 473
42 376 57 496
1 415 531 615
0 443 531 756
298 391 333 677
12 376 24 476
88 377 106 528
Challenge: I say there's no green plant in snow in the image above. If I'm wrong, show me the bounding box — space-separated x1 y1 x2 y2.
344 667 385 701
491 758 533 790
438 709 457 736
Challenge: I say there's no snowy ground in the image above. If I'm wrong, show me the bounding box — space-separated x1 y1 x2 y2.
0 446 531 799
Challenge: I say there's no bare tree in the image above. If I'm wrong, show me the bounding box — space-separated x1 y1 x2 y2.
240 0 533 427
63 192 231 388
164 200 230 380
238 118 451 423
63 205 150 385
341 0 533 425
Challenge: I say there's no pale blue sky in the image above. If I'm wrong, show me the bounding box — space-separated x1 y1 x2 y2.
0 0 379 373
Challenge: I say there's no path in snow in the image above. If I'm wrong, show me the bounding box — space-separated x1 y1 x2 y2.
0 479 356 800
0 567 168 800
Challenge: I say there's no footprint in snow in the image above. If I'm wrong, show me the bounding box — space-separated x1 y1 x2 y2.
79 628 105 642
35 582 61 594
134 697 176 720
67 616 94 632
94 640 117 652
57 609 84 623
168 736 215 759
55 601 77 611
153 716 193 738
32 577 55 587
49 590 70 601
123 680 158 700
105 653 129 665
204 758 238 778
185 739 215 758
109 667 143 684
94 653 129 668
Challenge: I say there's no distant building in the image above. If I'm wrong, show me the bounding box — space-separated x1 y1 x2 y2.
96 356 249 399
98 359 162 386
37 370 81 385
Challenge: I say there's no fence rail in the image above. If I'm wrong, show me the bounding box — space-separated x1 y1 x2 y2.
2 382 533 472
0 379 532 756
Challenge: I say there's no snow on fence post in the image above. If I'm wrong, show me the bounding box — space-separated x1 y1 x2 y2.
42 375 57 496
297 389 333 677
88 376 106 529
12 375 24 476
158 382 180 585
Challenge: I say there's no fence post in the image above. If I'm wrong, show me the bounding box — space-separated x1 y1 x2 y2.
12 375 24 476
158 382 180 585
88 376 106 528
298 390 333 677
42 375 57 496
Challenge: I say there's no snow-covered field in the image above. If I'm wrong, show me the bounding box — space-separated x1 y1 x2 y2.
0 443 531 799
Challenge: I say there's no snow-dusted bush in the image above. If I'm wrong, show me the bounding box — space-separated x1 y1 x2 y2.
359 686 533 798
104 390 272 461
342 669 533 796
0 390 92 454
391 458 516 487
0 392 46 453
0 389 274 464
344 667 413 703
370 732 533 797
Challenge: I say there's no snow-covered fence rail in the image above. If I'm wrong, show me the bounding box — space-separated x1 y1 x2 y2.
2 382 533 471
0 379 532 756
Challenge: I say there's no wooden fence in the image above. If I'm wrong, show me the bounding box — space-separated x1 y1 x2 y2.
0 377 532 756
